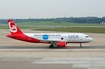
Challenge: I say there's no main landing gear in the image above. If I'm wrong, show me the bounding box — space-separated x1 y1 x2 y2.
49 44 54 48
49 42 56 48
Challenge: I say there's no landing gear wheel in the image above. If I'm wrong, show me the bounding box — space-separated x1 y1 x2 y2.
49 45 53 48
80 43 82 48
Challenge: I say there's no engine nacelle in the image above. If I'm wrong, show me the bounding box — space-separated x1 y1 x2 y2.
57 41 66 47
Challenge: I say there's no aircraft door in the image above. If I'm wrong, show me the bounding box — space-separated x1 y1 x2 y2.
79 35 84 42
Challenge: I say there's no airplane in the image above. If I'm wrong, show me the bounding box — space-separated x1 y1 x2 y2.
6 20 93 48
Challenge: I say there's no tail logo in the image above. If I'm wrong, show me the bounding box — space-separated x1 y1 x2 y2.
9 22 17 33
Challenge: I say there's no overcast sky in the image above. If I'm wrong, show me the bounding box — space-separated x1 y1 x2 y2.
0 0 105 19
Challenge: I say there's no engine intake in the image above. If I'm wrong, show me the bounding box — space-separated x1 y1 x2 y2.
57 41 66 47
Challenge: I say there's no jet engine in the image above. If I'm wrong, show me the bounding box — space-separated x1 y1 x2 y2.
57 41 66 47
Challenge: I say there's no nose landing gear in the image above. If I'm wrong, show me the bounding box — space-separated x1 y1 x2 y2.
80 43 82 48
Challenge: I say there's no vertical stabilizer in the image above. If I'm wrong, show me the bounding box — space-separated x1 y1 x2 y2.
8 20 23 34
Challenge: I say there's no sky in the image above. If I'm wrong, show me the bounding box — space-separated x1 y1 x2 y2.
0 0 105 19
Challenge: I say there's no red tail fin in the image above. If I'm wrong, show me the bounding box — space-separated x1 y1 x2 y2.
8 20 23 34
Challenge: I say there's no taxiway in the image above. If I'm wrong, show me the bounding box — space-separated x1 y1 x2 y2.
0 29 105 69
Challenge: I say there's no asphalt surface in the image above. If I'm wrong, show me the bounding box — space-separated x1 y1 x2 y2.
0 29 105 69
0 45 105 49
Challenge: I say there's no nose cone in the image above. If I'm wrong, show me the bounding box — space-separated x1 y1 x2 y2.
89 37 93 42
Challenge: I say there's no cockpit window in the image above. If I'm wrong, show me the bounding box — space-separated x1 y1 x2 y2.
85 36 89 38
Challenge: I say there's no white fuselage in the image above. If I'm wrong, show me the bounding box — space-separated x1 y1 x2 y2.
25 33 93 43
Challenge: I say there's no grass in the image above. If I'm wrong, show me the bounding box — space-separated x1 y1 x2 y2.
0 21 105 33
36 27 105 33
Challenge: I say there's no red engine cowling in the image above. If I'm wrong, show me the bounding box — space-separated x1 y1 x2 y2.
57 41 66 47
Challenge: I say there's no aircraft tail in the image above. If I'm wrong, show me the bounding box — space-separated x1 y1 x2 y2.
7 20 40 43
8 20 23 34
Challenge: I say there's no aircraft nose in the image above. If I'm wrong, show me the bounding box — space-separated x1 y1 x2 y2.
89 37 93 42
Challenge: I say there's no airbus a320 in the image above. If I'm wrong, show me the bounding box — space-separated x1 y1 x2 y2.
6 20 93 48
